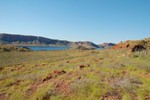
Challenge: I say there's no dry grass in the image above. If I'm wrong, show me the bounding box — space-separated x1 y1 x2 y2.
0 49 150 100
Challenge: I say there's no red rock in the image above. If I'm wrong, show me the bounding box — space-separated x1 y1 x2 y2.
78 65 86 69
42 70 66 82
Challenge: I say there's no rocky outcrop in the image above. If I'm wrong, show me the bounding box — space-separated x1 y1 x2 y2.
112 38 150 52
42 70 66 82
70 41 100 50
100 43 116 48
70 46 95 50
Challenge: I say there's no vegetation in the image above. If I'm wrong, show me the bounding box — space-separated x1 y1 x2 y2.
0 47 150 100
0 45 31 52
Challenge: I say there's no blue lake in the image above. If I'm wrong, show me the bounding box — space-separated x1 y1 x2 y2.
23 46 70 51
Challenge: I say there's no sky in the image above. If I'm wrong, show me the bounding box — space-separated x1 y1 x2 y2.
0 0 150 44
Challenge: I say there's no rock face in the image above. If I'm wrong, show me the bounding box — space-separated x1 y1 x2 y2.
100 43 116 48
112 38 150 52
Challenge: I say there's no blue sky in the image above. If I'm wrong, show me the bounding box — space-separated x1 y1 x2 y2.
0 0 150 44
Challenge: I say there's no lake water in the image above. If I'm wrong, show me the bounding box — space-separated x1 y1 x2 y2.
23 46 70 51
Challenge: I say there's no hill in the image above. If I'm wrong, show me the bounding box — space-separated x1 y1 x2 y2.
112 38 150 52
100 43 116 48
0 33 100 49
0 33 71 46
70 41 100 49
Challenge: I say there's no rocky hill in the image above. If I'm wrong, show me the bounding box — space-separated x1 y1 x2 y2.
70 46 95 50
112 38 150 52
100 43 116 48
70 41 100 49
0 33 71 46
0 33 100 49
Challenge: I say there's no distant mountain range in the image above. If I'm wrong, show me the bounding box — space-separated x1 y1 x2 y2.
0 33 105 49
0 33 71 46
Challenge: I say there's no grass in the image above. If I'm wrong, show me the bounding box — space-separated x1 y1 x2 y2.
0 49 150 100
